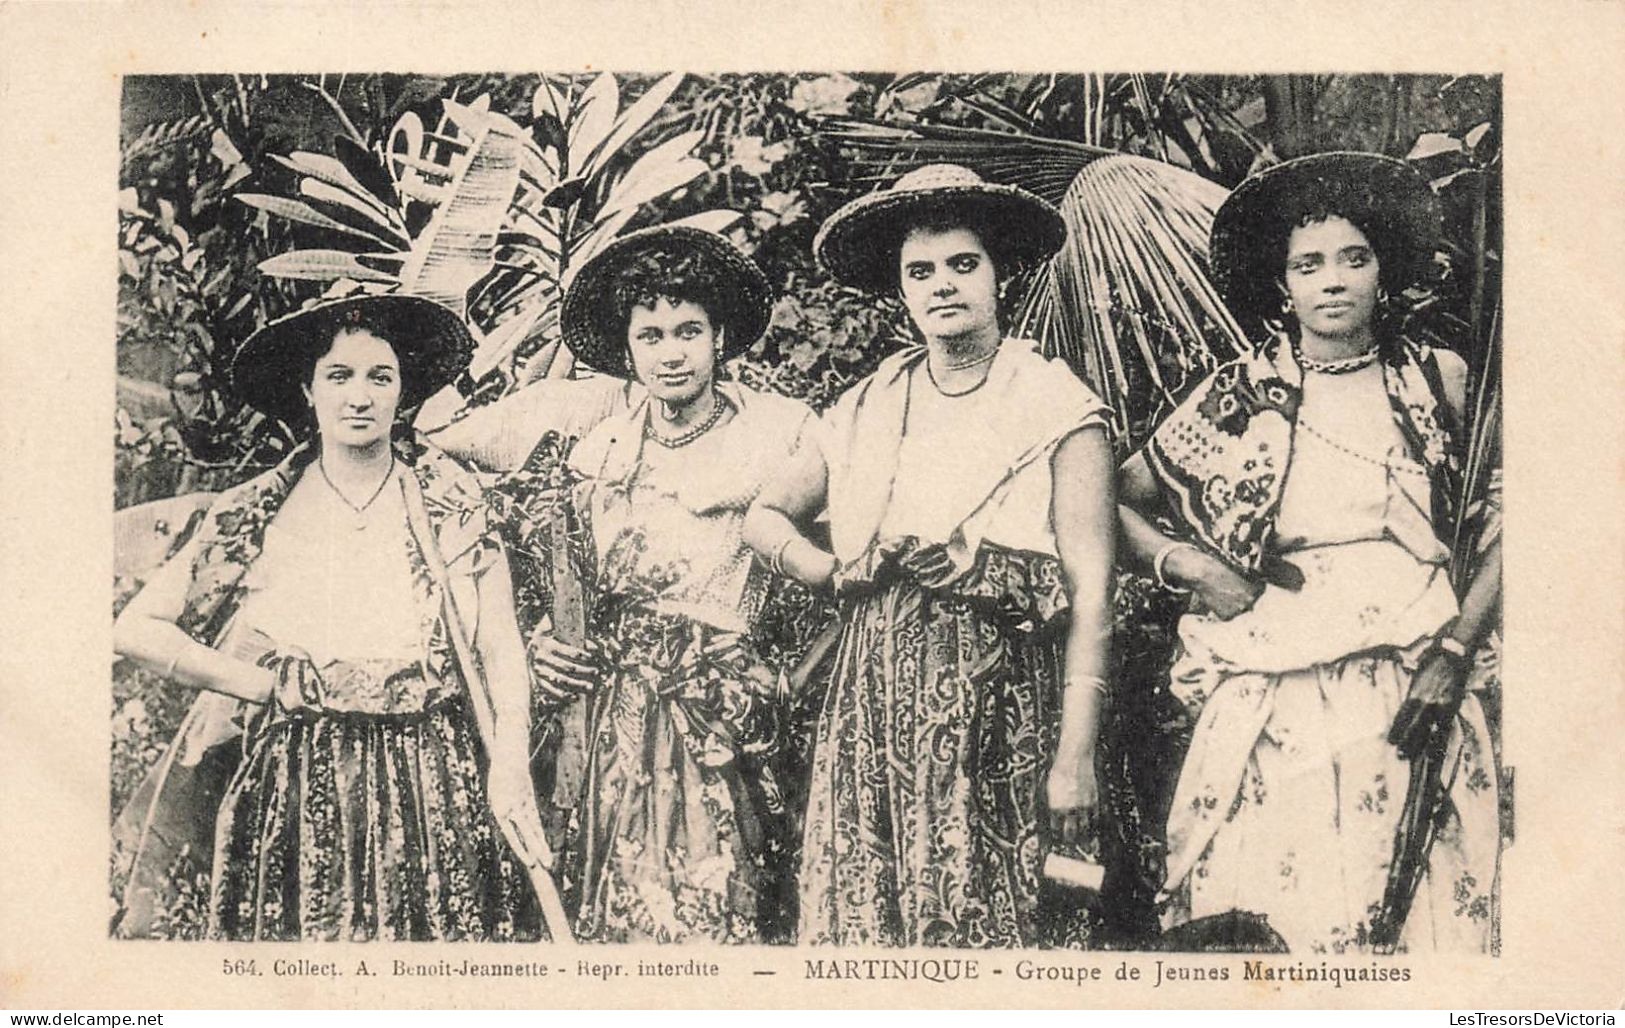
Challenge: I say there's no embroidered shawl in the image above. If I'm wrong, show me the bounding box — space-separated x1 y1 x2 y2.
1145 334 1462 573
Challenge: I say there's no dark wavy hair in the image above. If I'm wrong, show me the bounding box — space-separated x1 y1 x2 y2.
1271 180 1430 343
602 245 730 348
886 210 1018 334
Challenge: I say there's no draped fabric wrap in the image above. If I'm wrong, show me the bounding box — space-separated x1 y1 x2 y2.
1146 341 1499 954
113 440 543 941
562 383 816 943
1144 334 1461 574
798 541 1075 947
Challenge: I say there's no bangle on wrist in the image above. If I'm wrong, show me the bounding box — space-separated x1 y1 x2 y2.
1152 541 1196 594
162 640 188 679
770 536 795 577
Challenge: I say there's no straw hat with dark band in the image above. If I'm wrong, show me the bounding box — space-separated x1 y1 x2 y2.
232 294 475 425
1209 151 1442 327
560 225 773 375
813 163 1067 294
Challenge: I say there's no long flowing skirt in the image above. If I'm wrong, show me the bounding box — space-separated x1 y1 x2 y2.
1161 647 1500 954
576 605 786 943
797 544 1084 948
210 695 542 941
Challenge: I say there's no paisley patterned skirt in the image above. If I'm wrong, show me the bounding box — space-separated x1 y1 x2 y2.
209 670 541 942
575 604 786 944
797 541 1085 948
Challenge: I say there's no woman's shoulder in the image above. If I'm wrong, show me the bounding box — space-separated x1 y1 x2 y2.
823 346 923 421
998 339 1111 425
569 404 636 480
723 382 815 435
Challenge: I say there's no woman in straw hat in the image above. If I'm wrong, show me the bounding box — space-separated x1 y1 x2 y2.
113 294 555 941
744 164 1118 947
1116 153 1501 952
529 225 816 943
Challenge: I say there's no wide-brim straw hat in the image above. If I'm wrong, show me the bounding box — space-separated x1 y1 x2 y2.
1209 151 1442 327
560 225 773 375
232 293 474 425
813 163 1067 294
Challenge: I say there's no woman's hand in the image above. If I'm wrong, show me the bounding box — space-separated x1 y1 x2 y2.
1388 650 1470 759
528 626 600 705
1045 754 1101 851
897 541 958 589
486 765 556 871
1168 545 1265 620
257 646 325 712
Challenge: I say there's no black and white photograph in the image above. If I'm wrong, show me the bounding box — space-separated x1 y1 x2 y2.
1 0 1622 1014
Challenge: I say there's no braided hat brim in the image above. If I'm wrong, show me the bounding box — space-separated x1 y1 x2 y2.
231 294 474 425
814 184 1067 294
1209 152 1442 327
560 225 773 375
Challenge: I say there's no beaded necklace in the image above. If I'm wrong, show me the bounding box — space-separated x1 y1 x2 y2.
645 393 730 448
1296 344 1379 375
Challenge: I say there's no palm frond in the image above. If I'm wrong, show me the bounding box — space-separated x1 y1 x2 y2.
815 116 1112 204
1451 298 1502 587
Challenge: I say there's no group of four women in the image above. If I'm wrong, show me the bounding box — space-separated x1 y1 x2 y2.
114 151 1502 955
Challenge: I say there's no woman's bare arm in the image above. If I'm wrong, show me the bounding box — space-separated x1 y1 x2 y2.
743 441 837 588
1046 426 1115 821
113 536 273 704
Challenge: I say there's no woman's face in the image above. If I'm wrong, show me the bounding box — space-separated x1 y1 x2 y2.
303 328 402 449
1282 215 1382 342
897 224 1000 342
625 296 719 408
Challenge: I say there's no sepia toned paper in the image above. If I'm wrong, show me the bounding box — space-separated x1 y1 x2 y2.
1 0 1622 1010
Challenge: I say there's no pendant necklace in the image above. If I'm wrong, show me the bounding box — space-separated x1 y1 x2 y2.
320 455 395 531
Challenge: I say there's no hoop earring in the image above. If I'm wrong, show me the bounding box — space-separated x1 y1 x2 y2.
1280 296 1295 315
1377 286 1390 305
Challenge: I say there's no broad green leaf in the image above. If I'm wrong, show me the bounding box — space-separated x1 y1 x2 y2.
567 207 638 279
299 179 410 245
467 304 545 379
584 72 686 179
599 130 706 217
387 112 429 185
533 78 570 123
567 73 620 172
272 151 397 223
236 193 389 247
397 108 525 315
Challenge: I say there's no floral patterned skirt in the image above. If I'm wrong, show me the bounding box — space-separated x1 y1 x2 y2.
797 541 1082 948
1161 644 1500 954
210 687 542 942
575 604 786 944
